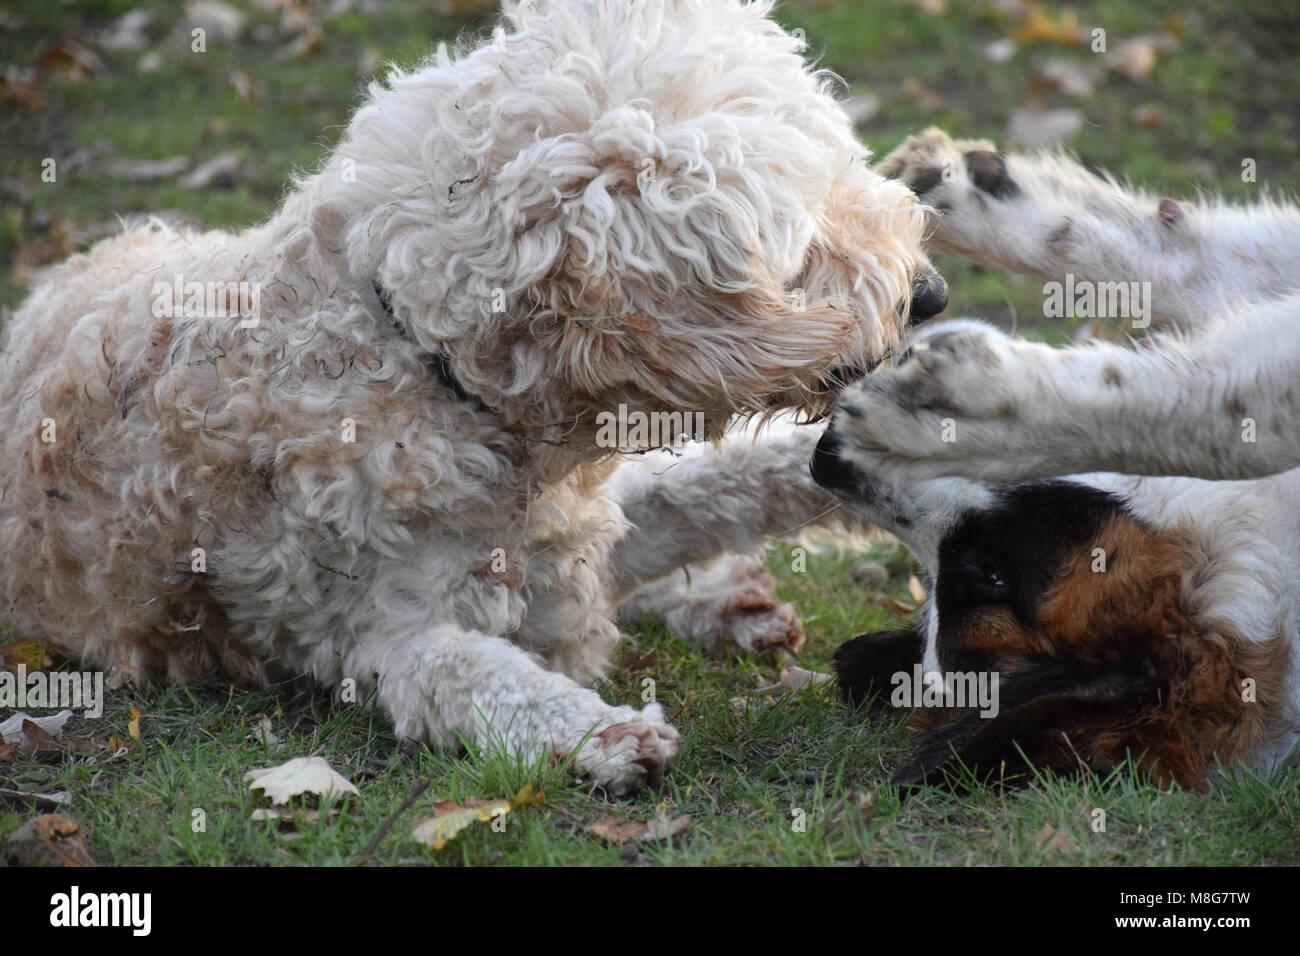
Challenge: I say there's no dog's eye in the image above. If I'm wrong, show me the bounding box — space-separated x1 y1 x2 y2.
983 567 1006 589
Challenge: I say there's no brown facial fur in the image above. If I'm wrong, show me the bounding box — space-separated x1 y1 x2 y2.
934 510 1288 788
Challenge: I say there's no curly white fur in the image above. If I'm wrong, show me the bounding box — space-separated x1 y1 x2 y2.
0 0 930 794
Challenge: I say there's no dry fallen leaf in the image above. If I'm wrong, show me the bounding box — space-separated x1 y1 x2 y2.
1034 823 1080 856
585 811 690 845
1010 4 1080 45
2 814 96 866
21 720 102 756
127 705 141 742
870 596 918 616
244 756 359 805
1 709 73 744
247 714 278 748
730 666 832 711
0 787 72 811
411 784 544 850
2 638 53 669
849 560 889 587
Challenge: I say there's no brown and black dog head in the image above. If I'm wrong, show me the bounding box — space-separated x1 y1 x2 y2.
812 430 1287 791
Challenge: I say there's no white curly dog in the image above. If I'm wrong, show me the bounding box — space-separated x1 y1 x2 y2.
0 0 939 793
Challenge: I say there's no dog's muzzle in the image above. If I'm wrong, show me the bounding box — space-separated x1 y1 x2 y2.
810 428 860 493
810 428 891 508
907 266 949 322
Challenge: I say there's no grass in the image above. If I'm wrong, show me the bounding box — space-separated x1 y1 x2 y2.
5 542 1299 866
2 0 1299 865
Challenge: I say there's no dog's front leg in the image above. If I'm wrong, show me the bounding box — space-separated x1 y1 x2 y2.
829 300 1300 483
879 128 1300 327
348 621 677 795
607 416 858 597
606 417 865 655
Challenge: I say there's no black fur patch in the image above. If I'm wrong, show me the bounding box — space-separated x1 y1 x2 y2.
935 481 1125 673
892 647 1168 791
964 150 1018 199
833 626 925 709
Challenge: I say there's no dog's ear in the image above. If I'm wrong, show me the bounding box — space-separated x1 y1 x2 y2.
891 649 1168 792
833 626 925 710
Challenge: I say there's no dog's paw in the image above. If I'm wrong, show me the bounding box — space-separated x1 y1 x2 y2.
829 319 1058 484
712 560 805 656
577 704 679 796
878 127 1019 251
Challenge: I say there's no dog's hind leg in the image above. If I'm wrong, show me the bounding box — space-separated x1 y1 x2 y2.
879 127 1300 326
616 552 805 655
343 621 677 795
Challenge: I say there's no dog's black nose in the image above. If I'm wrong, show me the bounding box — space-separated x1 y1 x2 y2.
811 428 858 492
909 268 949 322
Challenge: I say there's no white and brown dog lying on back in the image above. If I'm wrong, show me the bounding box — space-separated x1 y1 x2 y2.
811 129 1300 790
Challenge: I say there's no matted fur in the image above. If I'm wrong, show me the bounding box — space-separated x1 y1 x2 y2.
0 0 932 794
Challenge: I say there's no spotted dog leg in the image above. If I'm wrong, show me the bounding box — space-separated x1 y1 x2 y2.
878 127 1300 326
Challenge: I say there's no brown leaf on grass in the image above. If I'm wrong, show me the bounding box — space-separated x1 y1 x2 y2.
19 720 65 753
2 814 96 866
411 784 545 850
1032 58 1101 97
228 70 260 107
127 705 141 742
1007 107 1084 151
1034 823 1080 856
849 560 889 587
2 710 72 744
901 78 944 112
1131 104 1163 129
1009 4 1080 45
279 26 324 61
0 65 44 111
39 37 106 82
1107 35 1178 82
21 720 103 756
2 638 53 669
585 812 690 845
621 649 659 672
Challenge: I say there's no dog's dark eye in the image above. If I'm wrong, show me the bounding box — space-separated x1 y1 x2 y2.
984 567 1006 589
